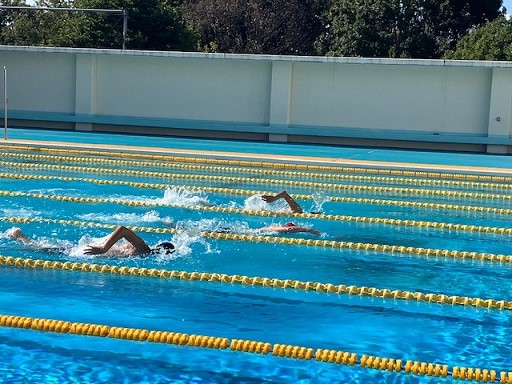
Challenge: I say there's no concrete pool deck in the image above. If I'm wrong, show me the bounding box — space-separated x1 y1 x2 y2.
2 127 512 176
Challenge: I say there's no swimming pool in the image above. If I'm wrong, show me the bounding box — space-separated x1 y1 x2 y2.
1 138 512 383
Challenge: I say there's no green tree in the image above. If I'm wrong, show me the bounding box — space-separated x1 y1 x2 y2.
445 16 512 60
0 0 76 46
62 0 197 50
182 0 327 55
0 0 197 50
318 0 503 59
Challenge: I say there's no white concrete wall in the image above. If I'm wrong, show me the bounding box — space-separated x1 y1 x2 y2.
290 63 492 135
6 50 76 114
95 55 271 123
1 46 511 152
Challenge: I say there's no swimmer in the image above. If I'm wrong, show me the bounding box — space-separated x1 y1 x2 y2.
7 225 175 257
261 190 305 213
258 222 321 236
6 227 33 245
6 227 68 254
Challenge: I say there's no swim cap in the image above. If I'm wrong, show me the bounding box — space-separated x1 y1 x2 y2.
284 222 296 227
152 242 175 255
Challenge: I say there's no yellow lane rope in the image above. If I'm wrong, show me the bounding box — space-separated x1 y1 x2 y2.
2 144 511 183
0 170 257 193
1 216 512 265
2 187 512 236
1 312 505 382
4 160 512 200
2 150 512 191
2 255 512 312
5 171 512 217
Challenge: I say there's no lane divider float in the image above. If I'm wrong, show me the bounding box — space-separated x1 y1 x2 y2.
4 161 512 200
1 144 510 183
4 172 512 218
0 313 506 382
2 186 512 236
2 150 512 190
1 255 512 311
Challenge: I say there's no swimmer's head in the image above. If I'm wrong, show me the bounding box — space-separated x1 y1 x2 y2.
283 222 296 228
151 242 175 255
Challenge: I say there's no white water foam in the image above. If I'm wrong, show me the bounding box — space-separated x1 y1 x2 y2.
243 192 329 214
1 226 73 251
0 206 43 218
243 194 288 212
157 187 212 207
78 210 175 227
28 188 81 194
177 217 251 235
311 191 330 213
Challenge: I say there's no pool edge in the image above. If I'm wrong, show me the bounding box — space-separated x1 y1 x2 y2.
4 138 512 177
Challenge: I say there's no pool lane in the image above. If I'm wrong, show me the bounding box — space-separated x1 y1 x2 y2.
3 127 512 176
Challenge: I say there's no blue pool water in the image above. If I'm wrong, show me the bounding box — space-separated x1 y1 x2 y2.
1 130 512 383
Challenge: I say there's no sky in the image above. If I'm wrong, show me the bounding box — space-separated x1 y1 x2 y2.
504 0 512 14
21 0 512 15
21 1 512 20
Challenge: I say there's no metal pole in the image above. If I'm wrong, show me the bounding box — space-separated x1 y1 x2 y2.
3 66 6 141
122 9 127 50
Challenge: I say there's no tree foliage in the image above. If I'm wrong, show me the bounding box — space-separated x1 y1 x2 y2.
0 0 74 46
317 0 504 59
0 0 197 50
444 16 512 60
0 0 507 59
182 0 327 55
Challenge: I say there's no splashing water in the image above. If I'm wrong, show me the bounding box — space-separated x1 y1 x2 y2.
29 188 81 195
0 206 43 218
158 187 211 207
79 210 175 227
310 191 330 213
1 226 73 253
0 227 21 241
69 234 101 258
243 193 327 214
161 227 214 261
165 217 257 259
177 218 251 235
244 194 289 212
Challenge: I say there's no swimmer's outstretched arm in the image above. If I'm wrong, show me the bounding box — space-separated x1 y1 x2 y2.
277 226 321 235
261 190 303 213
84 226 151 255
258 225 321 236
293 227 321 236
